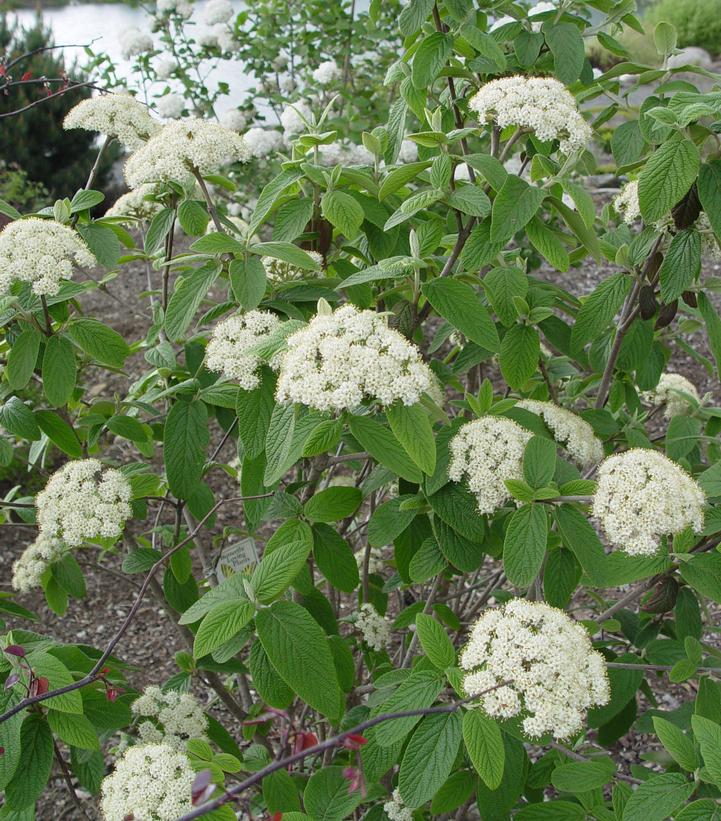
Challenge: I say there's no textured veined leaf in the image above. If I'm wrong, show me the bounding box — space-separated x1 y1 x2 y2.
462 710 504 789
638 134 699 223
398 711 462 807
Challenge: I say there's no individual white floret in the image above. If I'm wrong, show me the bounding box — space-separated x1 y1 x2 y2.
11 533 66 593
448 417 532 514
355 603 390 651
106 185 162 223
592 448 705 556
244 127 284 158
642 373 700 420
516 399 603 468
312 60 342 85
155 94 185 119
280 100 313 135
461 599 609 740
0 218 95 297
132 685 208 750
36 459 132 547
469 75 591 154
275 304 433 413
120 27 154 59
64 94 160 149
100 743 195 821
263 250 322 281
205 310 280 389
125 118 249 188
203 0 233 24
613 180 640 224
384 788 413 821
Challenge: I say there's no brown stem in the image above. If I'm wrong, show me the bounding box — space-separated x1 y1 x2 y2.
53 739 92 820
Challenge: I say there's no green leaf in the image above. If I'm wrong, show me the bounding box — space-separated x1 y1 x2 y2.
690 715 721 788
491 176 546 244
368 496 418 547
430 770 476 815
653 716 698 771
229 257 267 311
543 548 581 608
612 120 647 166
320 190 364 238
526 217 570 272
177 200 209 236
67 318 130 368
544 22 585 83
35 410 82 457
144 207 175 254
7 328 41 391
447 185 491 217
550 759 615 792
250 242 320 271
191 231 244 255
422 278 499 352
570 273 631 350
503 503 548 587
42 334 76 407
304 487 362 523
386 402 436 476
250 169 303 235
483 267 529 327
0 695 23 790
251 531 312 602
4 714 53 809
659 229 701 302
47 711 99 751
500 324 539 389
303 419 343 457
194 599 255 658
373 670 444 747
428 481 485 542
164 399 209 499
237 366 276 460
312 523 359 593
679 552 721 603
698 291 721 378
273 198 314 242
78 222 120 268
412 31 452 89
638 134 700 223
165 262 220 341
463 710 504 790
415 613 455 670
398 711 462 807
399 0 434 35
303 766 363 821
0 396 40 440
698 160 721 242
256 600 342 718
621 773 694 821
348 414 422 483
523 435 556 489
26 651 82 714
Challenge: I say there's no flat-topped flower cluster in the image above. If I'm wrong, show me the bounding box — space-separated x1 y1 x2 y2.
132 685 208 749
517 399 604 468
64 94 160 148
11 533 65 593
205 309 281 390
642 372 699 419
355 603 391 651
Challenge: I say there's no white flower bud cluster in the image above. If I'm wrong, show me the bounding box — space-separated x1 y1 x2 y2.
448 417 532 514
592 449 705 556
155 56 177 80
280 101 313 135
132 685 208 749
642 373 700 420
156 0 193 19
106 185 162 223
469 75 591 154
0 218 96 297
125 119 249 188
461 599 609 740
205 310 280 389
312 60 342 85
383 789 413 821
263 251 322 282
244 127 284 158
36 459 132 547
316 142 374 166
156 94 186 120
203 0 233 24
275 305 433 412
356 547 384 575
613 180 640 224
220 109 247 132
11 533 65 593
397 139 418 164
355 603 390 651
516 399 603 468
64 95 160 149
120 27 154 59
100 743 194 821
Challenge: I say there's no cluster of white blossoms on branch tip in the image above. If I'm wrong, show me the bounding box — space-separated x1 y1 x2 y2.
100 743 195 821
0 218 96 297
461 599 609 740
592 449 705 557
469 75 591 154
203 0 233 24
275 305 433 412
11 533 66 593
155 93 185 120
317 141 374 166
106 185 162 223
263 250 322 282
355 603 391 651
120 27 154 59
206 310 281 389
383 789 413 821
125 119 249 188
516 399 604 468
280 101 313 135
312 60 342 85
156 0 193 19
36 459 132 547
642 372 700 420
244 127 284 158
64 94 160 149
448 417 532 515
613 180 640 224
132 686 208 749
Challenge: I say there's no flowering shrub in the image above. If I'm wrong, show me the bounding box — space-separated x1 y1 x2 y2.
4 1 721 819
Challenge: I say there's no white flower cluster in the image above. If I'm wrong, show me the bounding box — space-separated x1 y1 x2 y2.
317 142 374 166
11 533 65 593
206 310 280 389
197 24 235 50
613 180 640 224
398 139 418 164
244 127 284 158
263 250 322 282
276 305 433 412
0 218 95 297
280 101 313 135
383 789 413 821
120 27 154 59
156 94 185 120
312 60 342 85
642 372 700 419
516 399 604 468
220 109 247 131
106 185 162 223
155 56 176 80
592 449 705 556
132 685 208 749
156 0 193 18
203 0 233 24
36 459 132 547
125 119 249 188
64 95 160 149
469 75 591 154
461 599 609 739
100 743 194 821
356 547 384 575
448 417 532 515
355 603 390 651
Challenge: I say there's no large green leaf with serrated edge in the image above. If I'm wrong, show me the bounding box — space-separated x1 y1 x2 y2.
165 262 220 341
570 273 631 350
621 773 693 821
659 228 700 302
304 767 362 821
399 711 462 807
372 669 444 747
500 324 539 389
638 134 699 223
503 503 548 587
193 600 255 658
4 714 53 809
422 278 499 352
348 414 422 483
491 176 546 243
164 399 209 499
463 710 504 789
386 402 436 476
